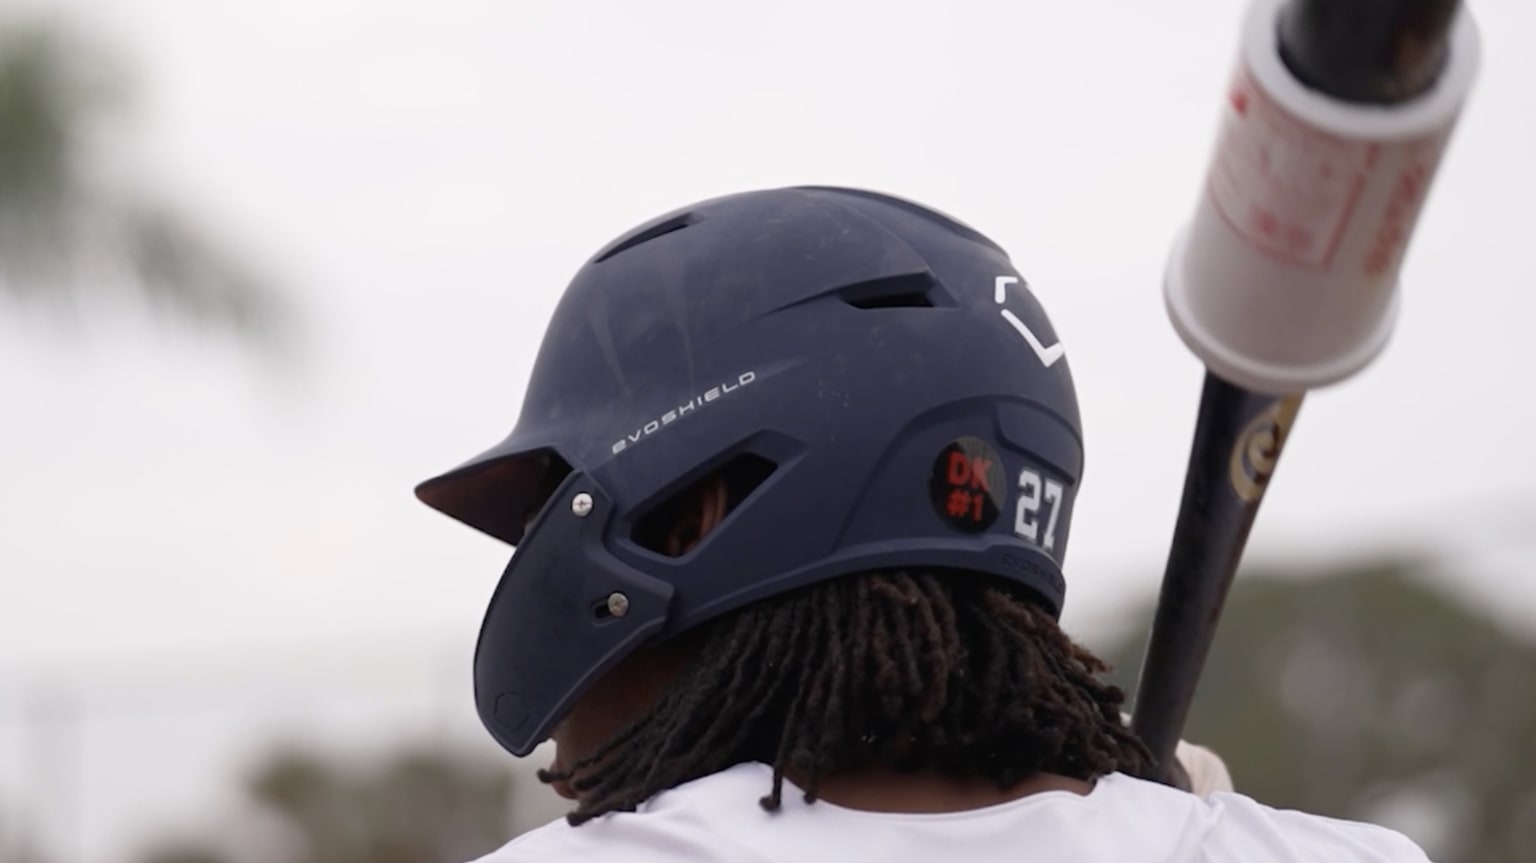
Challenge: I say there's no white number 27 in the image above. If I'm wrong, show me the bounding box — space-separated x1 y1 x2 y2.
1013 469 1063 553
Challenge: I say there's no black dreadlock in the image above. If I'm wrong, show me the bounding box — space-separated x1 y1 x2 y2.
539 569 1155 825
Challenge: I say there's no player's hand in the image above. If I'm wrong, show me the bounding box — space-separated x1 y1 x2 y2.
1121 713 1234 798
1175 738 1234 799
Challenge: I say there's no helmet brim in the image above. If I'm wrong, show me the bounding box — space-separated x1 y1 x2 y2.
415 438 570 546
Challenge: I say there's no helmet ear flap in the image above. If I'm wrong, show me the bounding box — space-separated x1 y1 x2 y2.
473 473 676 757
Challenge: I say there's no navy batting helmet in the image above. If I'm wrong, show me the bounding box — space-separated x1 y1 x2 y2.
416 187 1084 758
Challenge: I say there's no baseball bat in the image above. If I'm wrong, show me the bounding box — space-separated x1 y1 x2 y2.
1130 0 1480 784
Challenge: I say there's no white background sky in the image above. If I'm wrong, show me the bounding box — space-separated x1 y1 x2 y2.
1 0 1533 860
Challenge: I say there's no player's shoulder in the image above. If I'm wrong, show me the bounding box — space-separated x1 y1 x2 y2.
468 809 711 863
468 804 717 863
1102 773 1432 863
469 767 1432 863
468 764 761 863
1203 790 1433 862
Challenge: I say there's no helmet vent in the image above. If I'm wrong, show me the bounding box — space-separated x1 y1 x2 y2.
631 452 778 557
840 272 939 310
592 213 698 263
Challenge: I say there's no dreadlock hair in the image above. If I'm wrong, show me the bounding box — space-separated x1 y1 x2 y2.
538 566 1156 825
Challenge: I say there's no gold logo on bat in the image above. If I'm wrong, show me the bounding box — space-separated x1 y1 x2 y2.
1229 396 1303 504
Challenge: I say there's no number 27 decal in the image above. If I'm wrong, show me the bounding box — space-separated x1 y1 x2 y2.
1013 468 1063 553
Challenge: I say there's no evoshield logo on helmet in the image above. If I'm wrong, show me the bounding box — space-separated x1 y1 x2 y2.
611 371 758 455
994 276 1065 368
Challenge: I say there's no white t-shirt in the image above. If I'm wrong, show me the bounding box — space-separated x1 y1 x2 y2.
474 762 1431 862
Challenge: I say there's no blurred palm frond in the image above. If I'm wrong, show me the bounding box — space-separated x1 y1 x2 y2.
0 20 297 356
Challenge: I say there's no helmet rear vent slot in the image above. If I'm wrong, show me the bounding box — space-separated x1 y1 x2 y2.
839 273 939 310
592 213 698 263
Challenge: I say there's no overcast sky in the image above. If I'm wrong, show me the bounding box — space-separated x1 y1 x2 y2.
1 0 1533 859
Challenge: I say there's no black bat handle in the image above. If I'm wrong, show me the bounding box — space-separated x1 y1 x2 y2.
1131 0 1463 787
1131 373 1303 782
1278 0 1461 103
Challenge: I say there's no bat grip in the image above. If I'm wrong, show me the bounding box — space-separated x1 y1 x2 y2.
1131 373 1303 782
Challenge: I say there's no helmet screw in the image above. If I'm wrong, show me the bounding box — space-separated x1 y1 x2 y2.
605 592 630 618
571 492 594 517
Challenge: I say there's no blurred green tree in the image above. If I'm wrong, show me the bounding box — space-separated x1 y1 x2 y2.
1104 557 1536 863
0 19 294 354
136 744 517 863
